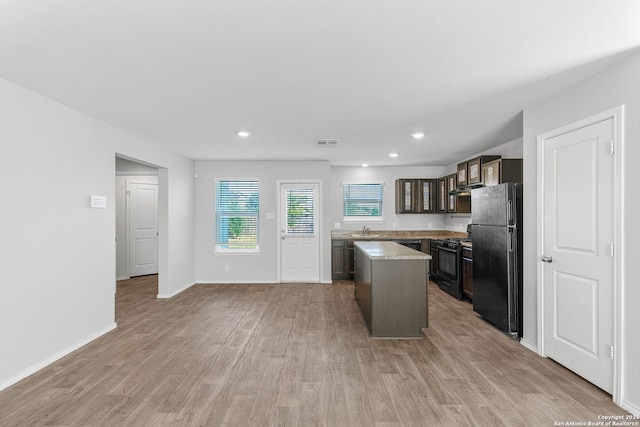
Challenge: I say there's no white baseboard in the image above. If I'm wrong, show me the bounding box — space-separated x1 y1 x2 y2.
157 281 195 299
620 399 640 417
194 281 332 285
520 338 540 355
0 322 117 392
116 275 130 281
193 280 279 285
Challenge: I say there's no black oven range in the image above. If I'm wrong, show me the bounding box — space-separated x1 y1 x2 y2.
433 237 470 300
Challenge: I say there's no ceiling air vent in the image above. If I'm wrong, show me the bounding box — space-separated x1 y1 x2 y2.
316 139 339 147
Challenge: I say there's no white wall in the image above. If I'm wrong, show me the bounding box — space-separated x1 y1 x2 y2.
0 77 195 390
194 160 332 283
522 51 640 414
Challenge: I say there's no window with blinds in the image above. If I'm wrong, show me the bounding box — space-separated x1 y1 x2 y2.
285 187 315 235
343 183 383 220
215 180 259 251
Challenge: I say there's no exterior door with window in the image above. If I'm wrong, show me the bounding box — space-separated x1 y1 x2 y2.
280 183 320 282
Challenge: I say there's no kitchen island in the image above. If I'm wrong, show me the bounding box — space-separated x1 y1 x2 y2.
331 229 466 280
354 241 431 338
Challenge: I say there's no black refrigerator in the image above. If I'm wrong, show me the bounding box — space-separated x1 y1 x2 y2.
470 183 523 338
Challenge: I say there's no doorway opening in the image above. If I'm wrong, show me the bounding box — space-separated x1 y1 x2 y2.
115 155 163 296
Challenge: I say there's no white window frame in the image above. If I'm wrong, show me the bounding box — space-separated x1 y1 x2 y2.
342 181 384 222
214 178 260 253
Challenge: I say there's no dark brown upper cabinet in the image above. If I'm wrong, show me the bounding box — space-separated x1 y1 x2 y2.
482 158 523 186
395 179 418 213
418 179 437 213
437 177 447 213
395 178 438 214
457 162 468 187
466 155 501 186
446 174 457 213
441 173 471 214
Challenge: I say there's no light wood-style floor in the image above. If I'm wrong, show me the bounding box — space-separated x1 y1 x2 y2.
0 276 627 426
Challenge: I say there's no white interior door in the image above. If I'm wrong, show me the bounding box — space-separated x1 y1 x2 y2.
280 182 320 282
128 182 159 277
541 118 614 393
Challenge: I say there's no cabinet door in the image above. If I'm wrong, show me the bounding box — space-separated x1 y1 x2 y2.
430 242 439 278
418 179 436 213
446 174 457 212
500 158 523 183
347 242 355 278
457 162 468 187
437 178 447 212
482 160 501 186
467 157 482 184
462 256 473 299
331 240 347 279
395 179 417 213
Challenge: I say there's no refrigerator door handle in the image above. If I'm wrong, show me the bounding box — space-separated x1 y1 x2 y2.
508 227 516 252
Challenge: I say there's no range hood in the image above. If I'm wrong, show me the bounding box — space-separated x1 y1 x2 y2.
449 183 484 196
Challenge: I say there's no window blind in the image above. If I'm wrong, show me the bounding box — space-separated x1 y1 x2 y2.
286 187 315 234
215 180 259 250
343 183 383 217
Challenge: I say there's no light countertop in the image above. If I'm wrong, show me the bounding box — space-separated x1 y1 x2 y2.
354 241 432 260
332 230 467 240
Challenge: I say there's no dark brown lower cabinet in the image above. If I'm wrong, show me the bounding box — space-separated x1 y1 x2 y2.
332 238 428 281
430 239 439 281
332 239 348 280
332 239 356 280
462 245 473 300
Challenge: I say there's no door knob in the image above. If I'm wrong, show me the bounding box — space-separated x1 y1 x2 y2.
541 256 553 263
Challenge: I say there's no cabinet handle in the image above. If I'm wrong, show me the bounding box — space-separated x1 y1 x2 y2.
541 256 553 263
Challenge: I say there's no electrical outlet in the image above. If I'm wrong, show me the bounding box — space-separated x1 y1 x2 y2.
334 222 341 229
225 265 230 273
392 223 397 229
428 223 433 229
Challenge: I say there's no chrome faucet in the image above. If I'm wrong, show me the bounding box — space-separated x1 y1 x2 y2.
362 226 370 235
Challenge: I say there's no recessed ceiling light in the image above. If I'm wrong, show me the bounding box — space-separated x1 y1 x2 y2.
361 163 369 168
237 131 251 138
410 132 425 139
388 152 399 158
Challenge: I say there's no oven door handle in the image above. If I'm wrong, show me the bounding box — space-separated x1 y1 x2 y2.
437 245 458 254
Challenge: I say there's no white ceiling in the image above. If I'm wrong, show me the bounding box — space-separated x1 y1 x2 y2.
1 1 639 166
